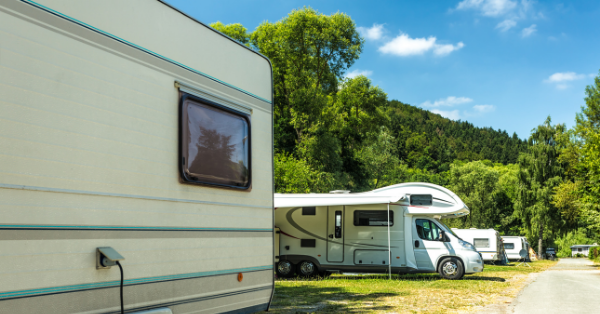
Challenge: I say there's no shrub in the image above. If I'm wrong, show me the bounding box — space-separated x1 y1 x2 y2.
589 246 600 262
554 229 595 258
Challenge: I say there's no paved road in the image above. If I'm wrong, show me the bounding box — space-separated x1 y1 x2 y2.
510 258 600 314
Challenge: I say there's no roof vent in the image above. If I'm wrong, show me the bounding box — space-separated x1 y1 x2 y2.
329 190 350 194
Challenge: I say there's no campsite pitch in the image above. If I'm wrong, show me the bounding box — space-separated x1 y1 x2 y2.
269 260 556 313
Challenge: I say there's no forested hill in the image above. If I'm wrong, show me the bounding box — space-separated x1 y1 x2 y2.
388 100 529 173
213 7 600 255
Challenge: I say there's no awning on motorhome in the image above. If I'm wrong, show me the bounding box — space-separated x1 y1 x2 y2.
275 182 469 218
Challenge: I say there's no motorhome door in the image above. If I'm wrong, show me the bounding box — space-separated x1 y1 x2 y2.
327 206 344 262
412 218 450 271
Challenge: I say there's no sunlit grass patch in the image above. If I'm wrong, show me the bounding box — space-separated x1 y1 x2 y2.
270 260 557 313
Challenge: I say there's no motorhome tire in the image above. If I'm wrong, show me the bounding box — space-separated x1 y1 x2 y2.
297 261 317 277
276 261 295 278
438 257 464 280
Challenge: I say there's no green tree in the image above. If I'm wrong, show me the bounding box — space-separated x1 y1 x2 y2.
514 117 565 257
209 22 251 46
447 161 499 228
274 153 335 193
356 128 399 189
574 70 600 232
251 7 363 149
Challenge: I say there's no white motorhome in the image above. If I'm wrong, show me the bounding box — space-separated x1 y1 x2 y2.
0 1 273 313
274 183 484 280
452 229 503 263
501 236 529 261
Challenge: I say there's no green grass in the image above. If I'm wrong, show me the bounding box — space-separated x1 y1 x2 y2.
270 260 557 313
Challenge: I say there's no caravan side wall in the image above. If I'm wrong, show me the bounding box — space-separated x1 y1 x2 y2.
0 1 273 313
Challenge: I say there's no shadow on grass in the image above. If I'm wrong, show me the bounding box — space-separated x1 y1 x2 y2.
463 275 507 282
271 285 402 313
278 273 506 282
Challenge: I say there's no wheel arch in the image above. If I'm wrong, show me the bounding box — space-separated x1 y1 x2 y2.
436 255 465 273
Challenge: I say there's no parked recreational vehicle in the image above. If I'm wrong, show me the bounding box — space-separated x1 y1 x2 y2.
502 236 529 261
0 1 273 313
274 183 484 280
452 229 503 263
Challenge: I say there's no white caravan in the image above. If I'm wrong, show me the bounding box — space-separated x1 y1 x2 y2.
0 1 273 313
502 236 529 261
274 183 484 280
452 229 503 263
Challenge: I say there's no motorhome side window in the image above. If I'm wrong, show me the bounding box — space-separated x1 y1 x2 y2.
353 211 393 226
415 219 442 241
504 243 514 249
180 94 250 189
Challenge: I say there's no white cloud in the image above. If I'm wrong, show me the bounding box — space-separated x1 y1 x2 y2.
431 109 461 120
357 24 384 40
544 72 590 90
473 104 496 113
456 0 517 17
379 33 464 57
546 72 587 82
455 0 541 34
496 19 517 31
521 24 537 37
421 96 473 108
345 69 373 79
434 42 465 56
421 96 497 119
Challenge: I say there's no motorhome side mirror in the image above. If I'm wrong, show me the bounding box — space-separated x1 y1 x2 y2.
441 231 451 242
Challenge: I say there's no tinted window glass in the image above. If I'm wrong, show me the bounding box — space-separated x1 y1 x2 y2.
181 96 250 188
353 211 393 226
504 243 515 249
302 207 316 215
416 219 442 241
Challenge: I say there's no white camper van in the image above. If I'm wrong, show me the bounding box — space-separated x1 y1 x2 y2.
452 229 503 263
502 236 529 261
274 183 484 280
0 1 273 313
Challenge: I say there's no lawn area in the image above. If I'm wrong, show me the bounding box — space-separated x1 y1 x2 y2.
270 260 557 313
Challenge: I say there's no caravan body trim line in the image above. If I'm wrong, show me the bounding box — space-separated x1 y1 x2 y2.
19 0 272 104
0 183 272 209
0 224 272 232
0 266 272 300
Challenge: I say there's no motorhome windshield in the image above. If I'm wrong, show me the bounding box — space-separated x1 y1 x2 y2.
435 219 462 240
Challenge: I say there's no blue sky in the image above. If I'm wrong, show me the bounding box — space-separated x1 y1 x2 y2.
167 0 600 139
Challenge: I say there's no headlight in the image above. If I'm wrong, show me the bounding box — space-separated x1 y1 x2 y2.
459 239 476 251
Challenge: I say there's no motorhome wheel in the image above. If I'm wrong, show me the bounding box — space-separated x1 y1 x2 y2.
438 257 464 280
297 261 317 277
276 261 295 278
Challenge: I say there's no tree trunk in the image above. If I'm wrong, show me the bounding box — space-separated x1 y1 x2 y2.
538 225 544 260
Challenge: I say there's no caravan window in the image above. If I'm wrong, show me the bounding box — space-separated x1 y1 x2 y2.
474 238 490 248
353 211 393 226
504 243 515 250
180 94 250 189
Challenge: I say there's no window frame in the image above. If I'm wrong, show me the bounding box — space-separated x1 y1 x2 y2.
353 210 394 227
179 93 252 190
415 219 443 241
